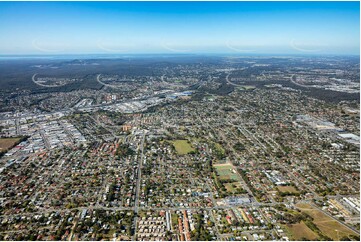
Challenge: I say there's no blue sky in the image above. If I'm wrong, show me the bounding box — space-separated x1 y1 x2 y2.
0 1 359 55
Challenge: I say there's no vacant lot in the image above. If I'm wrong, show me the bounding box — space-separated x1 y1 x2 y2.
0 137 22 152
214 164 240 181
277 185 299 194
171 140 195 155
285 221 319 240
296 203 358 240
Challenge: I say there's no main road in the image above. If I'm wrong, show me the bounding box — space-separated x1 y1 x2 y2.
132 131 146 240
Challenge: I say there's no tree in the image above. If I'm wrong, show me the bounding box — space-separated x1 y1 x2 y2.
340 236 351 241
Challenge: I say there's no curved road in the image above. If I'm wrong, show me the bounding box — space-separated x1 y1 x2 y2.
32 73 67 88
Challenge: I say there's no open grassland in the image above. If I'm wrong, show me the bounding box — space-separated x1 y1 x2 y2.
284 221 319 240
296 203 358 240
214 164 240 181
210 142 226 161
238 85 256 90
277 185 299 194
0 137 22 152
171 140 195 155
224 182 242 193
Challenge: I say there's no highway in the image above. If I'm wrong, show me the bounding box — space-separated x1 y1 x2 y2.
225 72 242 87
32 73 68 88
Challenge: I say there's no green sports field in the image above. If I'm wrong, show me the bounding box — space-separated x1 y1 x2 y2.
171 140 195 155
214 164 240 181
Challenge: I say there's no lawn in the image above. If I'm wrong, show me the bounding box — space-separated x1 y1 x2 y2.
172 140 195 155
0 137 22 152
285 221 319 240
214 164 240 181
296 203 358 240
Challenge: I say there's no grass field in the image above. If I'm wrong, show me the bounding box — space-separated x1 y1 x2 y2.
296 203 358 240
0 137 22 152
224 182 242 192
212 142 225 159
277 185 299 194
241 85 256 90
285 221 319 240
214 164 240 181
172 140 195 155
237 85 256 91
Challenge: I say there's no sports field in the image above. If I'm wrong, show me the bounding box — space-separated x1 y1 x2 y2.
171 140 195 155
214 163 240 181
296 203 358 240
